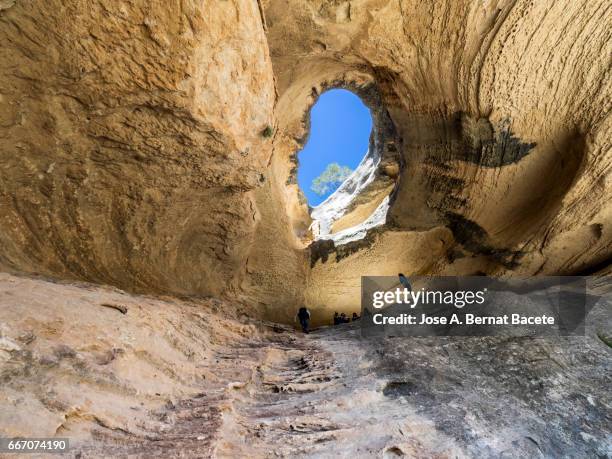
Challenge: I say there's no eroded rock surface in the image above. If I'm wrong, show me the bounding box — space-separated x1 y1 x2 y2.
266 0 612 315
0 0 275 299
0 274 610 457
0 2 611 455
0 1 609 317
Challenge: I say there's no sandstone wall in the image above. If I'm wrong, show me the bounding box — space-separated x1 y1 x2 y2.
0 0 609 319
262 0 611 315
0 0 276 297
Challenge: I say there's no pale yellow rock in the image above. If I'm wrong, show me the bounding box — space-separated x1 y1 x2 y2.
0 0 609 319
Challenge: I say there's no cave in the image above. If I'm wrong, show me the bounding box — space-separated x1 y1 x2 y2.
0 1 610 457
294 86 400 249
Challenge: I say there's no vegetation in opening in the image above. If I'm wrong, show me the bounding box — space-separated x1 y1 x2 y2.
297 89 372 206
311 163 353 196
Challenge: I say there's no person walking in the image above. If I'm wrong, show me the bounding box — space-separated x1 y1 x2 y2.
333 312 340 325
296 306 311 333
398 273 412 291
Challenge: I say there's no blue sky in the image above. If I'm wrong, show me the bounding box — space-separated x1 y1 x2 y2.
297 89 372 206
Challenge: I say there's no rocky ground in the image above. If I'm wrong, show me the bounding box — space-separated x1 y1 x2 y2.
0 273 610 458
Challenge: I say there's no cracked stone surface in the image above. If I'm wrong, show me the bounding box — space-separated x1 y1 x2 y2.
1 274 609 457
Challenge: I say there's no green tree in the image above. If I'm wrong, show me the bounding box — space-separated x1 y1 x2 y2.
311 163 353 196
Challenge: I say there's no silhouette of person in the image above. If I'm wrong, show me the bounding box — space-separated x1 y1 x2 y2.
333 312 340 325
296 306 311 333
398 273 412 291
352 312 360 321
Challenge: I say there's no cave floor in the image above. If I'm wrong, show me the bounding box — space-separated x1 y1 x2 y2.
0 274 610 458
200 326 611 458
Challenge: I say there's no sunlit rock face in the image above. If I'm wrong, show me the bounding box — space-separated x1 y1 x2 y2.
0 0 275 298
0 2 610 455
0 0 610 318
264 0 611 317
310 152 391 245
